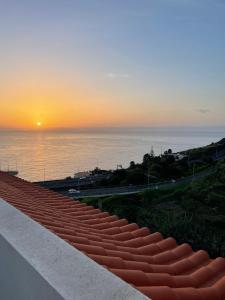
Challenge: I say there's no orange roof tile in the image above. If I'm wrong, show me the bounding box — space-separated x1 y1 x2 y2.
0 171 225 300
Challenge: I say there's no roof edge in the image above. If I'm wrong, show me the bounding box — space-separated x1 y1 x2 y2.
0 198 149 300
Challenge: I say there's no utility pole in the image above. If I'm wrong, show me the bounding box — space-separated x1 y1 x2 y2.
192 163 195 181
148 166 150 186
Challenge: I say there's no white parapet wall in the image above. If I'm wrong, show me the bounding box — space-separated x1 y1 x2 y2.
0 198 150 300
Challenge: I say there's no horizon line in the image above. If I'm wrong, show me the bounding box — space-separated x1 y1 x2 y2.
0 125 225 132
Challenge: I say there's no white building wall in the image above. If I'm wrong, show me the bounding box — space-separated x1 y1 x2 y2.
0 199 149 300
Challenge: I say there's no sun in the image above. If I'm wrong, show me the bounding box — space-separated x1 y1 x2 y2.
36 122 42 127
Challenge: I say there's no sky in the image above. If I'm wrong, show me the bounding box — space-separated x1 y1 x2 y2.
0 0 225 129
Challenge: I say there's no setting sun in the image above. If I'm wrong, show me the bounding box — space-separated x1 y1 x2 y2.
36 122 42 127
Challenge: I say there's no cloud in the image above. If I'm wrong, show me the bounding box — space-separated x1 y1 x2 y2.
196 109 210 114
106 73 131 79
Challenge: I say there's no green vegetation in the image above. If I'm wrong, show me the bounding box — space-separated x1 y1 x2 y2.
184 138 225 161
82 161 225 258
94 138 225 187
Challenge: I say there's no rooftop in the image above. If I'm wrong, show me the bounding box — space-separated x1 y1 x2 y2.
0 171 225 300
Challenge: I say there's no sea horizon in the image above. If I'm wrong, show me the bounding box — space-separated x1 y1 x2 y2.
0 126 224 182
1 125 225 133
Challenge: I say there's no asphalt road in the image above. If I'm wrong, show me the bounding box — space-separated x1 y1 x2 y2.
63 167 215 199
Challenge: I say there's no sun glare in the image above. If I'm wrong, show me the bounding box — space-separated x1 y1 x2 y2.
36 122 42 127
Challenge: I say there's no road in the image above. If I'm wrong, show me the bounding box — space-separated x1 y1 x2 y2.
35 175 109 190
63 167 216 199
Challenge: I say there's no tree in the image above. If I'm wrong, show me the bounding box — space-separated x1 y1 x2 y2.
129 161 136 169
92 167 101 175
143 153 151 166
127 168 145 185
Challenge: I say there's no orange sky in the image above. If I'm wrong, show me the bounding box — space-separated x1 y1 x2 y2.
1 1 225 129
0 67 215 129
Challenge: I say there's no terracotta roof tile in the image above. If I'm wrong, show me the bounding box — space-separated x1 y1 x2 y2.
0 171 225 300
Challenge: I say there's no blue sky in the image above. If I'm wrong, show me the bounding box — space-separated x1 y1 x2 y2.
1 0 225 128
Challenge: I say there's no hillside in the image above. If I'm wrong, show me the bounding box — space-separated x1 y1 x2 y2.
92 138 225 188
83 161 225 258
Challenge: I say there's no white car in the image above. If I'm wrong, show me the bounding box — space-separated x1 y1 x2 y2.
68 189 81 194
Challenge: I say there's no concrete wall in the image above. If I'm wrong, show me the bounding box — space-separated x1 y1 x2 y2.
0 199 149 300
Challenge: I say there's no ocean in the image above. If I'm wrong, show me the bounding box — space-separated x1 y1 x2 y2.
0 127 224 182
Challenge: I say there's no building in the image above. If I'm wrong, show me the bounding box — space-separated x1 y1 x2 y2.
0 171 225 300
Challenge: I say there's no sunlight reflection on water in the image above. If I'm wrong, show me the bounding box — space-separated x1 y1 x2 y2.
0 127 224 182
